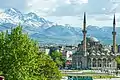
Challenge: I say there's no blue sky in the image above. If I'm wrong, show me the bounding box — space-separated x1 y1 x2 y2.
0 0 120 27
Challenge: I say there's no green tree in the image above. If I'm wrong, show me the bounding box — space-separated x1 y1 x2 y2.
116 56 120 64
50 51 64 68
37 53 62 80
0 26 61 80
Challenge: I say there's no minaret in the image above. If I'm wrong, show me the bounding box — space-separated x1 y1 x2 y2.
82 12 87 56
112 14 117 54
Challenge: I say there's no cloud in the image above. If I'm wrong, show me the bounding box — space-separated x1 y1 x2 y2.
25 0 120 17
66 0 88 5
109 3 120 13
47 16 85 27
26 0 88 16
26 0 58 16
94 14 113 21
27 0 119 27
0 0 120 16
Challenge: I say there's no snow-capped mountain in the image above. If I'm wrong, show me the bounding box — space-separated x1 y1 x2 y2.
0 8 23 24
0 8 53 28
0 8 120 45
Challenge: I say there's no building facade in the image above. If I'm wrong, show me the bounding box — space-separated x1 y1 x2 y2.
72 13 118 70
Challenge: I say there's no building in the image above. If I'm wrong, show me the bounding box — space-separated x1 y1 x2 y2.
61 45 77 69
72 13 117 70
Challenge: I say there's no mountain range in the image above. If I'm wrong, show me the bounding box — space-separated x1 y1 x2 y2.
0 8 120 45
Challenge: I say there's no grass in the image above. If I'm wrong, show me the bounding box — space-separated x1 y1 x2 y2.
60 70 82 72
92 75 118 79
61 70 120 79
62 75 119 79
82 72 96 74
62 73 120 79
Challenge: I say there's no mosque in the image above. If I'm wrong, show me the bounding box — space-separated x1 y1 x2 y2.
72 13 118 70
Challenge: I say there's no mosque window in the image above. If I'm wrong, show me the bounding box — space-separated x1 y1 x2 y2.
93 58 96 67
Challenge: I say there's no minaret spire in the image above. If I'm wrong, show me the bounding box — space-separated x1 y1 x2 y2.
112 14 116 54
82 12 87 56
83 12 86 30
113 14 116 31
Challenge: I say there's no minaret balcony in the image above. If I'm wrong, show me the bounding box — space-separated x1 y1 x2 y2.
82 30 87 33
112 32 116 35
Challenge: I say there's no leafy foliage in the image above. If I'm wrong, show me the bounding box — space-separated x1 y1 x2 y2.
0 26 62 80
115 56 120 64
50 51 65 68
37 53 62 80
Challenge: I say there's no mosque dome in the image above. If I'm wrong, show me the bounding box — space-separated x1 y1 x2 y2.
89 37 99 42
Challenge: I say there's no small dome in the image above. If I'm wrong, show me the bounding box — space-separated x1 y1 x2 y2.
89 37 99 42
101 53 105 55
92 50 95 53
107 52 110 56
91 53 96 56
97 52 100 55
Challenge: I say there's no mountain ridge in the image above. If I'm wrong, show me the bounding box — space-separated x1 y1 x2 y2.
0 8 120 45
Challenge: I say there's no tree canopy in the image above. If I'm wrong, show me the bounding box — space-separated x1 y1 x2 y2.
0 26 62 80
50 51 65 68
116 56 120 64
